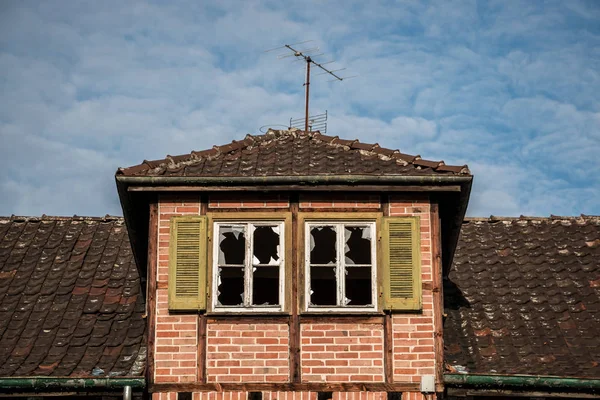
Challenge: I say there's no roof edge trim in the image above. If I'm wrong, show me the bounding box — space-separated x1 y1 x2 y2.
445 373 600 392
0 377 145 390
116 174 473 186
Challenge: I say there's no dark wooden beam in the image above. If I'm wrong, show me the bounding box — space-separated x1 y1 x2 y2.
431 202 444 393
150 382 421 393
146 201 158 387
290 194 301 383
198 194 208 384
128 185 462 193
381 194 394 385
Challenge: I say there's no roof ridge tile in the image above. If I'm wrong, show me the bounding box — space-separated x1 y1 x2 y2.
1 215 126 222
118 129 471 177
464 215 600 223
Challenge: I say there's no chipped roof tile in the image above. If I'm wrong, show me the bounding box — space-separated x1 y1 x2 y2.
0 216 145 378
5 213 597 379
117 129 470 177
445 215 600 378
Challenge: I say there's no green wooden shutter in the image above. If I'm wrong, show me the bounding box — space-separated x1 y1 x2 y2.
382 217 421 310
168 216 207 310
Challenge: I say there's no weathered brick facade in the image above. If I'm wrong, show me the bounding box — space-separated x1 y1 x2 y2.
152 392 396 400
150 193 440 400
301 323 385 382
206 323 290 382
389 197 435 383
155 195 202 384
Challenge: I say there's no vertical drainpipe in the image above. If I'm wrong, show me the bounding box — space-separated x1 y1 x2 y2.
123 385 132 400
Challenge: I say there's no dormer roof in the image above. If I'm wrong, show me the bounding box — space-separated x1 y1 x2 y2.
117 129 470 177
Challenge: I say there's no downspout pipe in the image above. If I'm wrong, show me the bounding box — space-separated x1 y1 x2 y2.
445 374 600 393
0 377 145 392
123 385 132 400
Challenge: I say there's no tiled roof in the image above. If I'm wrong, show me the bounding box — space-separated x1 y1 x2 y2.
0 216 145 377
4 213 597 379
117 129 470 177
445 216 600 378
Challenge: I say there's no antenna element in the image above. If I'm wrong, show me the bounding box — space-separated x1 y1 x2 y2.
267 42 354 132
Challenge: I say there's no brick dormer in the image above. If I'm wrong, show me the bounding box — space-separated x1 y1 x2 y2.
115 129 472 400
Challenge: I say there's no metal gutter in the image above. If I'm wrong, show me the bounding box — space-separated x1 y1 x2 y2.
115 174 472 186
0 377 145 391
445 374 600 392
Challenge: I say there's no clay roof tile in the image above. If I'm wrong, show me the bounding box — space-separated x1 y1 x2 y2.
118 130 470 178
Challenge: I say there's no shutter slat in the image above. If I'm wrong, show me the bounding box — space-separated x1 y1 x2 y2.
382 217 422 310
169 216 207 310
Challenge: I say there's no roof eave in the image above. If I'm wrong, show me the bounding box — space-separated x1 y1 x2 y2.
445 373 600 394
0 377 145 391
116 173 473 283
115 174 472 186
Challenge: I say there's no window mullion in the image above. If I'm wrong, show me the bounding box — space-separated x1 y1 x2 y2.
337 223 344 307
371 222 377 309
245 224 253 307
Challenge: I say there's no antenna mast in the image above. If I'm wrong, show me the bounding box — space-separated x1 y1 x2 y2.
265 41 355 133
304 55 311 134
282 43 343 133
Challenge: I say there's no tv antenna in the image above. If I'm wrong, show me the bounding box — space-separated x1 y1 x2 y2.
289 110 328 133
264 41 356 133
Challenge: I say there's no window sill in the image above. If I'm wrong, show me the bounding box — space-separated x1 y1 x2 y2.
301 310 385 316
206 311 290 316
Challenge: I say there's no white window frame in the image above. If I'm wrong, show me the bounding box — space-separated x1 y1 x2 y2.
212 221 285 312
304 220 378 312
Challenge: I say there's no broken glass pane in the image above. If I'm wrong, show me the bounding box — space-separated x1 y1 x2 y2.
253 226 280 265
345 267 372 305
218 226 245 265
310 226 336 264
310 266 336 305
344 226 372 265
252 266 279 305
217 267 244 306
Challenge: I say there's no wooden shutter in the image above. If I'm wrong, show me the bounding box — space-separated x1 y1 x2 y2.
168 216 207 310
382 217 421 310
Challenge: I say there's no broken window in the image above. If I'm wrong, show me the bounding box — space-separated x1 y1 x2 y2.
214 222 284 310
306 222 376 310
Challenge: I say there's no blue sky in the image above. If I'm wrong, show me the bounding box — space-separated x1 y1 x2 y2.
1 0 599 217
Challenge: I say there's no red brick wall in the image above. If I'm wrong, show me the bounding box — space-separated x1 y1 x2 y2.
206 323 289 382
301 323 384 382
299 194 380 208
152 192 440 393
388 196 435 383
155 194 201 383
209 193 289 208
152 392 432 400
